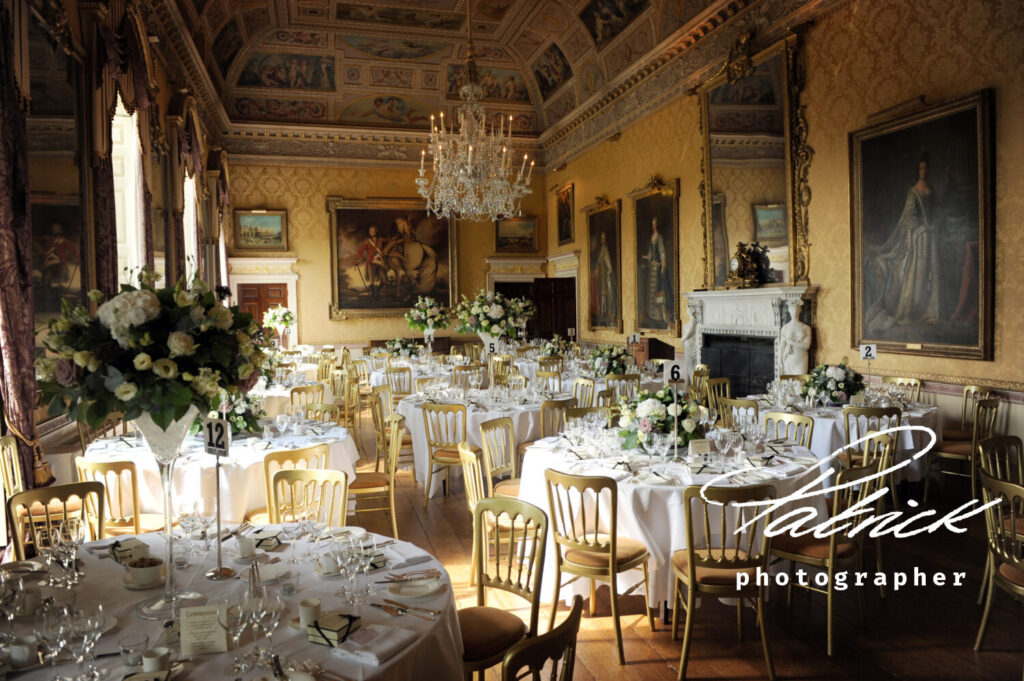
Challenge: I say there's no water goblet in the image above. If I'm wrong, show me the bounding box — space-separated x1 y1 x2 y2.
281 520 304 565
218 595 252 675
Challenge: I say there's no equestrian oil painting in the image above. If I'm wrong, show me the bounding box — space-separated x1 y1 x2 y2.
328 197 455 318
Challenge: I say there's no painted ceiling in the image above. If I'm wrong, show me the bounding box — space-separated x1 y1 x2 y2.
170 0 716 134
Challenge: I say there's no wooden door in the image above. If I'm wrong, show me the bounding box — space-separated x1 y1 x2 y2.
531 277 576 340
237 283 288 338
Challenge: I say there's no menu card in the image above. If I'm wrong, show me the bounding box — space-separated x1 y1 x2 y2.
179 605 228 655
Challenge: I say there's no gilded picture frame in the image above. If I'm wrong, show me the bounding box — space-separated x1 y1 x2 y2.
631 178 680 334
233 209 288 253
494 216 538 253
851 88 994 360
327 197 456 319
585 197 623 332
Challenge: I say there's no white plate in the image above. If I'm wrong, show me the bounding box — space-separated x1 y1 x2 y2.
228 549 266 564
325 527 367 541
240 565 286 583
0 560 45 575
122 575 163 591
387 577 443 598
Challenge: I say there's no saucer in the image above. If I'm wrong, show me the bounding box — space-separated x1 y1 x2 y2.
314 566 344 579
228 549 266 564
387 577 442 598
122 574 163 591
287 617 303 631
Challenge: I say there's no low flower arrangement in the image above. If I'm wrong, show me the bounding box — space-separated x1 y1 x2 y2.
36 270 272 430
191 393 265 436
618 388 704 450
540 334 570 357
384 337 420 356
800 361 864 405
589 344 630 376
263 306 296 332
404 296 450 332
453 290 533 337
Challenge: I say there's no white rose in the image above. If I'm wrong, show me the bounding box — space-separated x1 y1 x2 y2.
635 398 666 420
73 350 92 367
174 290 197 307
682 418 696 433
208 305 233 330
133 353 153 370
618 414 633 428
152 358 178 379
667 402 682 417
488 303 504 319
114 382 138 401
167 331 197 357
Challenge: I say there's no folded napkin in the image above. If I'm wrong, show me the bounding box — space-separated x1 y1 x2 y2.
388 542 434 570
333 625 418 666
530 436 562 449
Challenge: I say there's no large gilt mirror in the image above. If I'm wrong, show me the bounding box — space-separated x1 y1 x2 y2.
698 33 810 287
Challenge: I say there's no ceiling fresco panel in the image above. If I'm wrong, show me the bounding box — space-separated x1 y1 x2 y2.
231 95 330 123
337 95 434 128
212 19 243 76
604 22 654 74
532 42 572 101
579 0 650 50
335 3 466 31
237 52 337 91
477 0 514 21
369 67 417 89
338 35 452 61
445 63 531 103
266 29 329 48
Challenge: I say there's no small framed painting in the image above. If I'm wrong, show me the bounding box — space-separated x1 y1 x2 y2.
233 209 288 252
494 216 538 253
752 203 787 247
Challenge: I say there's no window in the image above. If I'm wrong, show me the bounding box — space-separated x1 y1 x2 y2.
183 173 199 281
111 96 145 282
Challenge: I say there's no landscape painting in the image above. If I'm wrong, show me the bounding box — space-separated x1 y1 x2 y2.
31 197 83 335
337 96 432 128
328 197 454 318
445 64 529 103
587 200 622 331
494 217 538 253
532 43 573 101
852 89 993 360
753 203 786 247
579 0 650 50
233 210 288 252
339 35 450 60
236 53 335 91
335 3 464 30
634 179 679 333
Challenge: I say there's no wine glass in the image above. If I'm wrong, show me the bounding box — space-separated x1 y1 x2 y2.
281 519 304 565
0 574 23 644
61 517 86 584
196 497 217 551
275 413 288 436
38 607 74 681
218 594 252 675
255 592 285 662
358 535 377 601
74 602 108 680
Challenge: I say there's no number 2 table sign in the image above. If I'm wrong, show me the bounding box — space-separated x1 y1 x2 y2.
203 416 236 580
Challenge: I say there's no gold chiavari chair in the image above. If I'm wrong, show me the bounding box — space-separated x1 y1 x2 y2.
514 347 531 360
595 388 614 407
369 387 414 474
350 358 372 396
349 414 404 538
459 497 548 681
280 349 301 360
339 347 351 367
74 459 165 537
673 483 777 680
689 366 709 404
507 374 527 390
880 376 922 401
3 437 84 536
452 363 483 389
772 457 885 656
463 344 483 362
316 356 335 384
415 376 438 393
706 377 731 414
275 362 297 382
480 417 519 499
489 355 513 386
422 403 479 508
76 412 125 453
247 444 330 524
762 412 814 449
842 406 901 506
8 482 105 561
718 397 759 430
271 469 348 528
943 385 992 442
564 406 613 428
847 431 897 598
926 398 1000 503
515 398 576 465
385 367 413 406
303 402 341 424
538 356 564 373
544 470 654 665
369 352 390 372
604 374 640 402
973 470 1024 652
572 378 595 408
290 384 324 408
976 436 1024 607
501 595 583 681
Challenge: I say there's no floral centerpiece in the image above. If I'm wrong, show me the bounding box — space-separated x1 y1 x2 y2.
37 269 271 619
384 337 420 356
540 334 570 357
190 392 266 436
507 297 536 339
618 388 704 450
589 344 630 376
453 290 519 337
800 361 864 406
263 305 295 347
404 296 449 332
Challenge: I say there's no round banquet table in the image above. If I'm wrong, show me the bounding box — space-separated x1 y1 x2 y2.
747 398 940 482
6 531 463 681
513 360 663 396
84 425 359 523
397 389 565 497
517 437 827 606
251 380 335 418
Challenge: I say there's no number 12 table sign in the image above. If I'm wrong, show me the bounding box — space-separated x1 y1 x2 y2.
202 416 236 580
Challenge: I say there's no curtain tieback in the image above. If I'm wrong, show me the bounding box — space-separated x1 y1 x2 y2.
3 413 54 488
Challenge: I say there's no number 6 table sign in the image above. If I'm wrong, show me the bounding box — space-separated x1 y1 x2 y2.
663 360 684 385
202 416 235 580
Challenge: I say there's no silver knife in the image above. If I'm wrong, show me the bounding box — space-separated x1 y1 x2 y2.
382 598 441 617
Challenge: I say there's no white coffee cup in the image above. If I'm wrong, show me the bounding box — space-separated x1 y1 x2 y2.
125 557 164 588
299 598 321 627
8 635 37 668
142 646 170 672
235 535 256 558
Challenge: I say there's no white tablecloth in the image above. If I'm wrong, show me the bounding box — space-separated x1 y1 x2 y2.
369 361 453 388
84 426 360 523
252 381 335 418
397 391 558 496
518 438 827 606
10 531 463 681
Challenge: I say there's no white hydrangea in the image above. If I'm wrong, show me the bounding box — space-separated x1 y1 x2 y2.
488 303 504 319
635 398 666 420
97 289 161 348
826 366 844 381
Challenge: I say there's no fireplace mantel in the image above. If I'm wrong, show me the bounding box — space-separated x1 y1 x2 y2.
685 285 817 379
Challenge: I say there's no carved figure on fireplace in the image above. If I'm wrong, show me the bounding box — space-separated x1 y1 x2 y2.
681 312 698 387
779 298 810 375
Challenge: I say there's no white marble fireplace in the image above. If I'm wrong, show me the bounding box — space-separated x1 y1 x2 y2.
684 285 816 384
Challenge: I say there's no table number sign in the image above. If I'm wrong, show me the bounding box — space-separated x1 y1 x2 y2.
663 360 684 384
203 417 230 457
859 344 877 360
179 605 228 655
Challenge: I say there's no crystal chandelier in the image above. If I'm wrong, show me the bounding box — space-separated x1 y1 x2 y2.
416 9 533 222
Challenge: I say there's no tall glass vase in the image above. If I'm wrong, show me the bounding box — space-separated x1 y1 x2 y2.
133 404 206 620
424 325 435 354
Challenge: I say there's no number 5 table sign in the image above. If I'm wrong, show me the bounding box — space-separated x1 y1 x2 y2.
202 416 236 580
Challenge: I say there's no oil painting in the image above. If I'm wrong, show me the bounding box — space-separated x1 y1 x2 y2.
445 64 529 103
634 179 679 333
587 199 622 331
337 95 432 128
233 210 288 252
852 89 993 360
532 43 573 101
753 203 786 247
31 197 83 334
557 184 574 245
494 217 538 253
335 3 464 30
339 35 450 60
579 0 649 50
236 53 336 91
328 197 455 318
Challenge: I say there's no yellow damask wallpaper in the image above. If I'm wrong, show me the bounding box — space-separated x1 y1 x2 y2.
713 165 787 247
229 163 546 343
